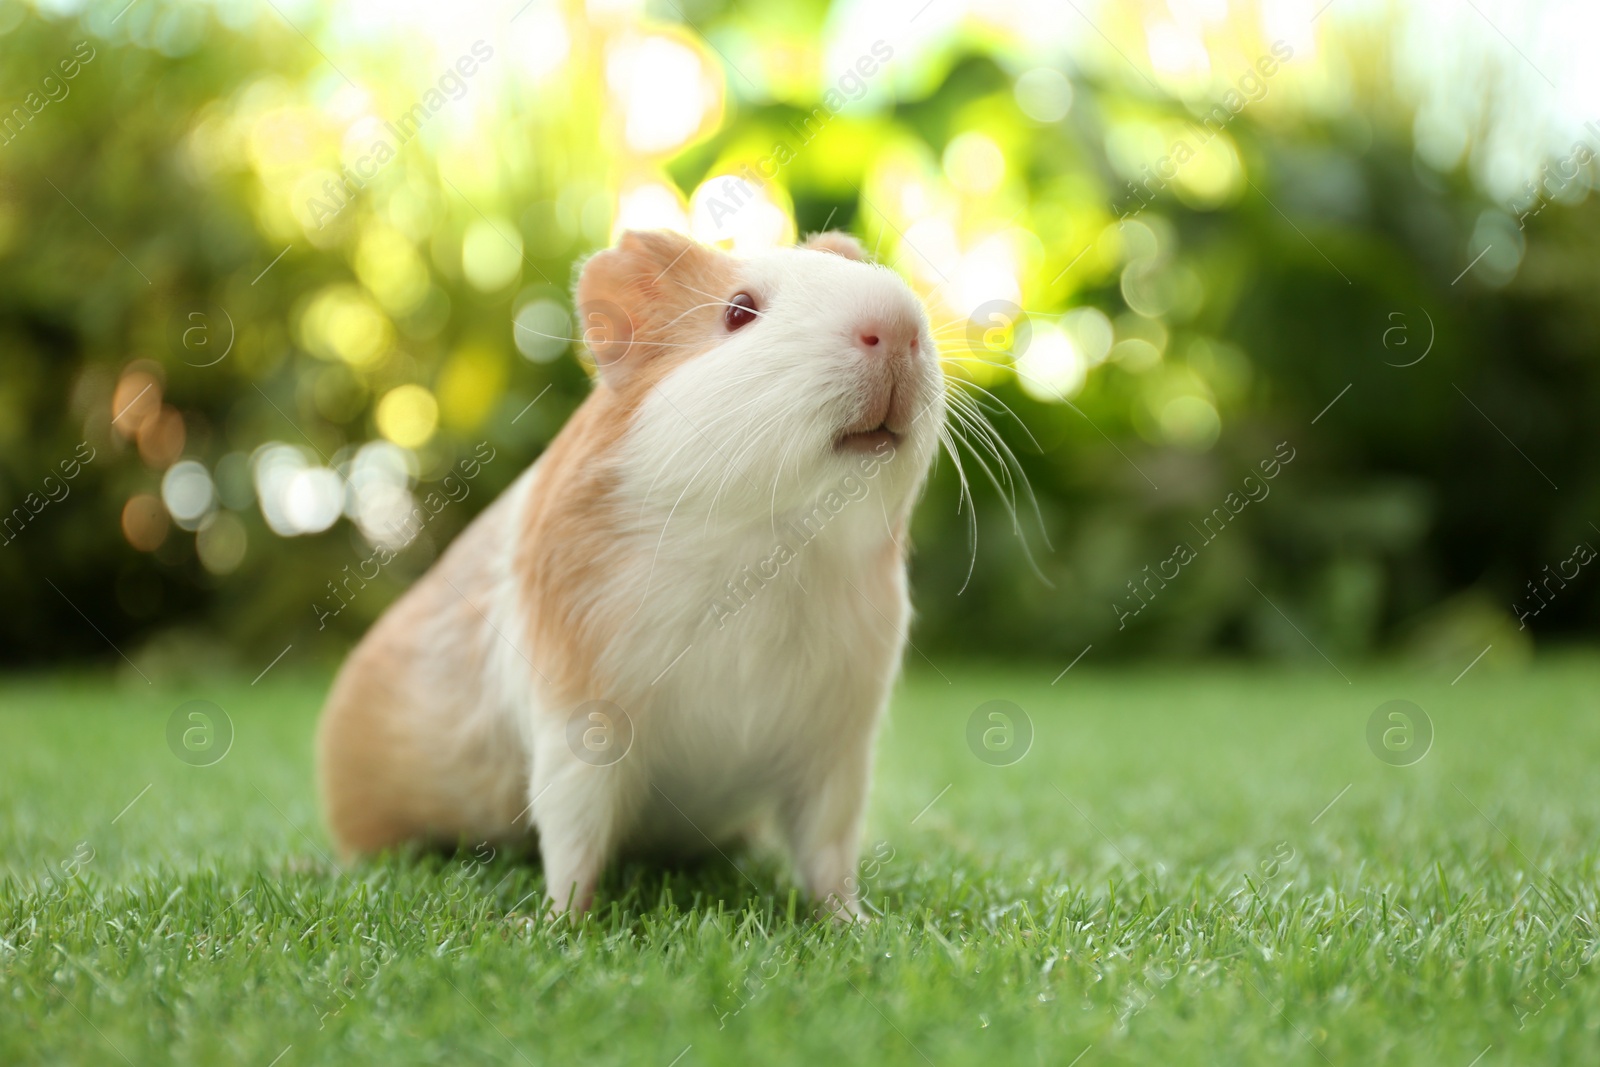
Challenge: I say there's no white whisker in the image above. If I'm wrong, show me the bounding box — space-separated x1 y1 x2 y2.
514 322 704 349
935 425 978 594
673 281 769 321
936 376 1055 587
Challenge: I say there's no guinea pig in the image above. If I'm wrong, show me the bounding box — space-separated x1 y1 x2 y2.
316 228 945 918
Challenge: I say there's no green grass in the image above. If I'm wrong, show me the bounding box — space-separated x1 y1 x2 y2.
3 659 1599 1065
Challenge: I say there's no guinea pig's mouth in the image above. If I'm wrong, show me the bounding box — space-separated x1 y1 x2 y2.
834 422 901 453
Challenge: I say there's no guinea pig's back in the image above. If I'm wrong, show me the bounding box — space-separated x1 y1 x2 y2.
316 467 538 855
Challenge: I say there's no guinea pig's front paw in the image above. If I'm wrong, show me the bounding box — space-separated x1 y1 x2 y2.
815 892 874 925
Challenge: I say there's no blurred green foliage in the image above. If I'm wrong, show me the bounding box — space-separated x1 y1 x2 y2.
0 0 1596 675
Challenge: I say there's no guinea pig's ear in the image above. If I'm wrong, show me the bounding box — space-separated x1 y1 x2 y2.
575 230 721 388
802 230 868 261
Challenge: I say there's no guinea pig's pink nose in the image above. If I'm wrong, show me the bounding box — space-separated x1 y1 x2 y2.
854 314 920 357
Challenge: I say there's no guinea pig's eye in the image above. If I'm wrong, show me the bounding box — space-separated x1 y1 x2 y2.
724 292 759 331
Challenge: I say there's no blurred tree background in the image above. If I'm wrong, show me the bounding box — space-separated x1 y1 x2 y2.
1 0 1595 678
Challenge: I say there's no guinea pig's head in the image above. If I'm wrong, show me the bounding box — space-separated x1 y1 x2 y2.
576 229 944 521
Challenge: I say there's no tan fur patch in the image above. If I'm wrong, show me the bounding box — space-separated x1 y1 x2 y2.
575 230 746 392
518 231 742 707
319 504 528 854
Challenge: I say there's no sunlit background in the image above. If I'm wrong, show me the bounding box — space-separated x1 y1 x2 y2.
3 0 1598 678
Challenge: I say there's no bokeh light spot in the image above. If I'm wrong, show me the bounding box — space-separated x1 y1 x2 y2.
376 384 440 449
606 33 721 156
161 461 217 530
197 512 248 575
284 467 344 535
943 132 1006 196
1014 68 1073 123
122 494 170 552
1158 395 1222 451
301 286 392 367
462 219 523 292
1016 324 1087 402
514 299 572 362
